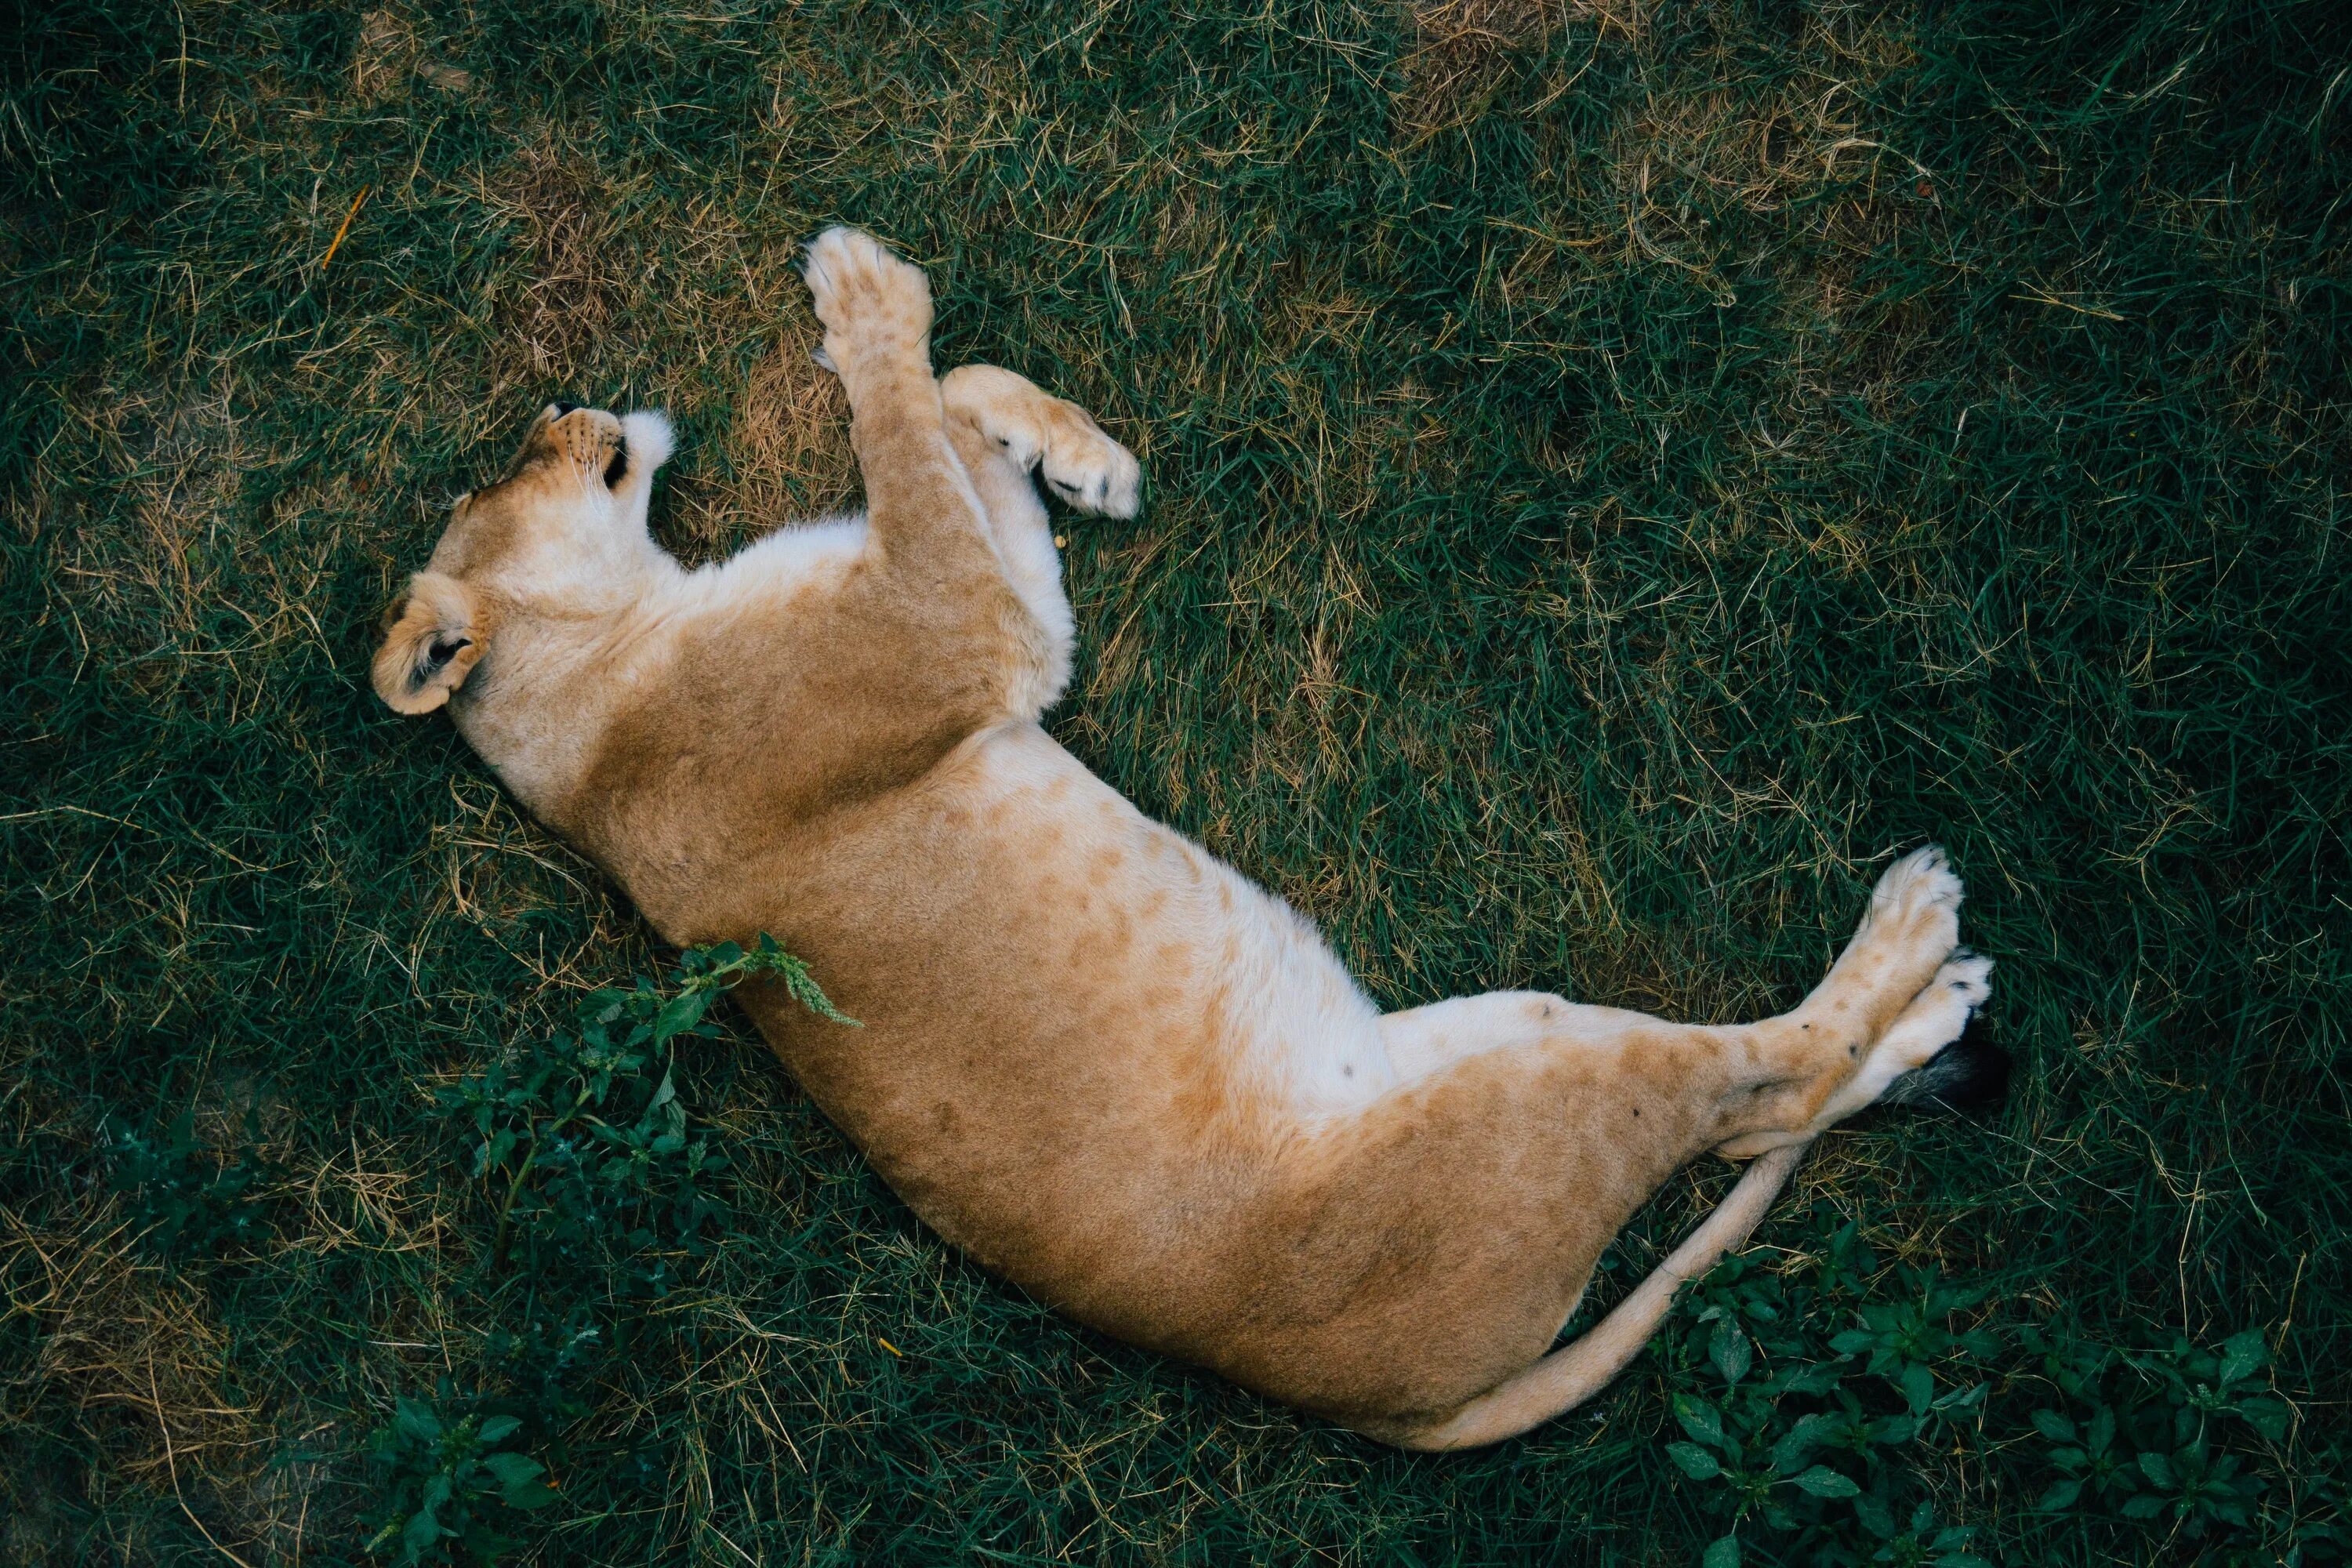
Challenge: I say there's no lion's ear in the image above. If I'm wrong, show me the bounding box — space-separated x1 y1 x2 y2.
372 572 488 715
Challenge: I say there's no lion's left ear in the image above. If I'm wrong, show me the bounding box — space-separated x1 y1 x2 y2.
372 572 490 715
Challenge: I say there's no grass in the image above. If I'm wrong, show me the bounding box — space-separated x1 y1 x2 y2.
4 0 2348 1561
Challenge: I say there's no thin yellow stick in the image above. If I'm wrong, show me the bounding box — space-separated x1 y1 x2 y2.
320 186 369 273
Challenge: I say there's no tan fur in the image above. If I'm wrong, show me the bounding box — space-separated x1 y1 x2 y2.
372 570 488 713
372 228 1991 1447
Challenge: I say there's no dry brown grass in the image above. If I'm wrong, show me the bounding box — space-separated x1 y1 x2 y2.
44 389 245 641
670 335 859 554
1399 0 1561 140
488 137 631 389
3 1208 266 1541
353 8 473 105
1399 0 1646 138
352 9 418 105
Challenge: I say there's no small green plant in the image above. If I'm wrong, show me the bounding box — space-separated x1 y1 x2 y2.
1657 1213 2344 1566
2024 1323 2302 1542
437 934 853 1279
1650 1213 1997 1567
102 1109 270 1260
363 1385 557 1566
362 935 851 1565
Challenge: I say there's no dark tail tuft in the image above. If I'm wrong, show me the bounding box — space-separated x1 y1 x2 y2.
1878 1020 2013 1116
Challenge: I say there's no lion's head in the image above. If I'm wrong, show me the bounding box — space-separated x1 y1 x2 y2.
372 402 672 713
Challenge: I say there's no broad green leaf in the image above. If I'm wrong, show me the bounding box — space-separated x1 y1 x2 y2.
1781 1361 1843 1396
481 1450 554 1508
503 1476 560 1511
2038 1479 2084 1512
1701 1535 1740 1568
1900 1361 1935 1414
1869 1414 1918 1446
2031 1408 2078 1443
1674 1395 1730 1453
1769 1414 1832 1474
2120 1493 2166 1520
480 1451 543 1487
1666 1442 1722 1481
651 989 710 1044
2220 1329 2268 1388
1791 1465 1861 1498
1932 1382 1987 1416
477 1414 521 1446
2236 1395 2293 1443
1710 1320 1752 1385
402 1508 444 1558
394 1397 440 1444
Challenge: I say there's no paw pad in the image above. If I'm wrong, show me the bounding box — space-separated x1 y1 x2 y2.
801 226 932 358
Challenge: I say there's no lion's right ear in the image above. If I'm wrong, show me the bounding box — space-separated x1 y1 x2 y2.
372 572 490 715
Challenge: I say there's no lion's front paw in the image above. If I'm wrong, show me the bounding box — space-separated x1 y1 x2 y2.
802 226 932 374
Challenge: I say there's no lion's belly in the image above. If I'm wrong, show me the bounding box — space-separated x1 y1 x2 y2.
699 721 1399 1316
902 722 1397 1116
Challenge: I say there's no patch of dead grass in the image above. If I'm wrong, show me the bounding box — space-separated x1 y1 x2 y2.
352 8 419 105
3 1209 269 1540
1399 0 1559 140
489 136 630 386
354 8 474 105
668 333 858 554
1400 0 1644 139
39 385 247 648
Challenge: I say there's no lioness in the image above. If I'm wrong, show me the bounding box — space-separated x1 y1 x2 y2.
373 227 1998 1448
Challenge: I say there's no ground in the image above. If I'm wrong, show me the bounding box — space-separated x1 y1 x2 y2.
4 2 2349 1564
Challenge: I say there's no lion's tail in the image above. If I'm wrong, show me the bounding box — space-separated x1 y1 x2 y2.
1389 1141 1808 1452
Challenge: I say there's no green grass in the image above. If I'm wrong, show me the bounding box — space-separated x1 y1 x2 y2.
5 0 2349 1562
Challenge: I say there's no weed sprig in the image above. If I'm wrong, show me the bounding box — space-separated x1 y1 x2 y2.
366 936 849 1564
441 935 851 1271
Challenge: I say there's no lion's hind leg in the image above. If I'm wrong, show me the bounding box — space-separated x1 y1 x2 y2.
1296 849 1994 1448
1377 990 1650 1087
